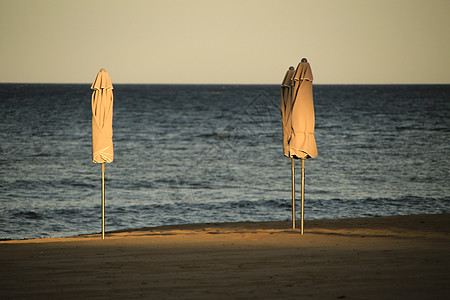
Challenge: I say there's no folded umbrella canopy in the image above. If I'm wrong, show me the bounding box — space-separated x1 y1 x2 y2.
91 68 114 239
280 66 296 158
92 68 114 164
290 59 317 160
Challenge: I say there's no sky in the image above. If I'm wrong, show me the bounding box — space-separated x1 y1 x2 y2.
1 0 449 84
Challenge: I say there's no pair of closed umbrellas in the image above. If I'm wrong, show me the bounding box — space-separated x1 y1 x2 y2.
281 58 318 235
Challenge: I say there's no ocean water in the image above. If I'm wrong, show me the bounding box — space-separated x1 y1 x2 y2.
0 84 449 240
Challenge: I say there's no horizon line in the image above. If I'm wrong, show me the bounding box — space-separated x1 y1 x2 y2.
1 82 449 86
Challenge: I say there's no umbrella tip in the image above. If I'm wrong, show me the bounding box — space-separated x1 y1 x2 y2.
100 68 106 72
301 58 308 62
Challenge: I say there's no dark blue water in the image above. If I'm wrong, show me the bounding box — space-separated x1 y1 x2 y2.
1 84 449 240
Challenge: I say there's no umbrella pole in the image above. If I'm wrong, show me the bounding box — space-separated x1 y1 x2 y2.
301 158 305 235
101 163 105 239
291 158 295 229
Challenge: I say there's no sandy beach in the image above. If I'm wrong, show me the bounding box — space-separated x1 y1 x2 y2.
1 214 449 299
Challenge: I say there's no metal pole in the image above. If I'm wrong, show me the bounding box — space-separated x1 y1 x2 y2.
101 163 105 239
291 158 295 229
301 158 305 235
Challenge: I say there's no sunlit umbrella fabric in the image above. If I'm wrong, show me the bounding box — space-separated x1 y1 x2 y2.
289 61 317 159
280 66 296 157
91 69 114 163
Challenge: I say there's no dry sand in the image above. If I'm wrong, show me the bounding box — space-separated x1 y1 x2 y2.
1 214 449 299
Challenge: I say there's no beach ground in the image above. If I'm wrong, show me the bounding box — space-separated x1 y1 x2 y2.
1 214 449 299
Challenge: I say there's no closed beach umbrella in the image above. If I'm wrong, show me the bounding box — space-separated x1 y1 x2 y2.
282 58 317 234
91 68 114 239
280 66 296 229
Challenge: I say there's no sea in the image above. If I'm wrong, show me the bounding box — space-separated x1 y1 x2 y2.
0 84 449 240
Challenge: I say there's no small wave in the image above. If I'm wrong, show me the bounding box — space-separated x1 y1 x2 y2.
13 211 43 220
59 179 96 188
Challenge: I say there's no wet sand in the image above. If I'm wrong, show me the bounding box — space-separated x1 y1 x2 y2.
1 214 449 299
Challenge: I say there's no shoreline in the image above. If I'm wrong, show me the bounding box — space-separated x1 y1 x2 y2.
2 213 449 243
1 214 449 299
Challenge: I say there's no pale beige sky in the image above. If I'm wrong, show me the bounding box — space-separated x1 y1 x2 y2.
1 0 449 84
